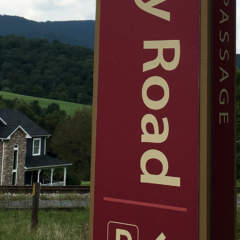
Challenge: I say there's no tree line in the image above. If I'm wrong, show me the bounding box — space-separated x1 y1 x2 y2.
0 97 91 184
0 35 93 104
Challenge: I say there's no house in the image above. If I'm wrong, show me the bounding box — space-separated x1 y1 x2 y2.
0 109 72 186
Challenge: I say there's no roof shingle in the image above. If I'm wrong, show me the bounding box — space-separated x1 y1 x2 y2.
0 109 49 138
26 155 71 169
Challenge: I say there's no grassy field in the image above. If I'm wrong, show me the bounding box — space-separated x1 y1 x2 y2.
81 181 90 187
0 91 91 115
0 208 89 240
0 207 239 239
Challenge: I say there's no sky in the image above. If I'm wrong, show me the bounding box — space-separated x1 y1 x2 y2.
0 0 239 52
0 0 96 21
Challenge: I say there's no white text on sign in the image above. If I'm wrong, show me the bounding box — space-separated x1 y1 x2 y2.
140 41 181 187
135 0 181 188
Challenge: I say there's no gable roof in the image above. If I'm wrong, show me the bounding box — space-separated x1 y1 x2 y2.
0 109 49 138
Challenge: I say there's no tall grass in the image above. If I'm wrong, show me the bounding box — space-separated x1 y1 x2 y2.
237 207 240 239
0 209 89 240
1 207 239 239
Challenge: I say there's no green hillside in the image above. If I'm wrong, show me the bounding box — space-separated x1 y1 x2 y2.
0 35 93 104
0 91 91 115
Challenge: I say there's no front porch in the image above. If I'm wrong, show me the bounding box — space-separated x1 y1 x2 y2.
24 155 72 186
24 167 68 186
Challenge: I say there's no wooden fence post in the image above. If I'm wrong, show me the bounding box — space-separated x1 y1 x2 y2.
31 182 40 232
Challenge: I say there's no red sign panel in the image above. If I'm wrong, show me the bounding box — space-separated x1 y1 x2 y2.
212 1 236 239
92 1 201 239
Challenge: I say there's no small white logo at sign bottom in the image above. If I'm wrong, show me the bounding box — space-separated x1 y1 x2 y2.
107 220 166 240
156 233 166 240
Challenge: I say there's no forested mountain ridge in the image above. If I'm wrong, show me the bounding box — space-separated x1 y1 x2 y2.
0 35 93 104
0 15 95 49
237 54 240 68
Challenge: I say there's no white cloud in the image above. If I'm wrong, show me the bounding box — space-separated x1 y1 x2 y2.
0 0 96 21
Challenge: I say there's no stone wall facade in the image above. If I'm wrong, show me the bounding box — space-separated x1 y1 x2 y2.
0 129 27 186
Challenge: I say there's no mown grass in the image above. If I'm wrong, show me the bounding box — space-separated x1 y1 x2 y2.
0 208 89 240
0 91 91 115
81 181 90 187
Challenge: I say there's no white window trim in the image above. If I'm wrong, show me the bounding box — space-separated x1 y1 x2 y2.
1 141 5 186
33 138 41 156
12 147 18 185
44 137 46 155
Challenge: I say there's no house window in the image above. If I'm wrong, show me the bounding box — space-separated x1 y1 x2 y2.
13 150 17 170
12 148 18 186
33 138 41 156
12 172 16 185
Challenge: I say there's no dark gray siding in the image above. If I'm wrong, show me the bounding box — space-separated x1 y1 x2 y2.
26 139 32 158
26 137 46 157
41 137 46 155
